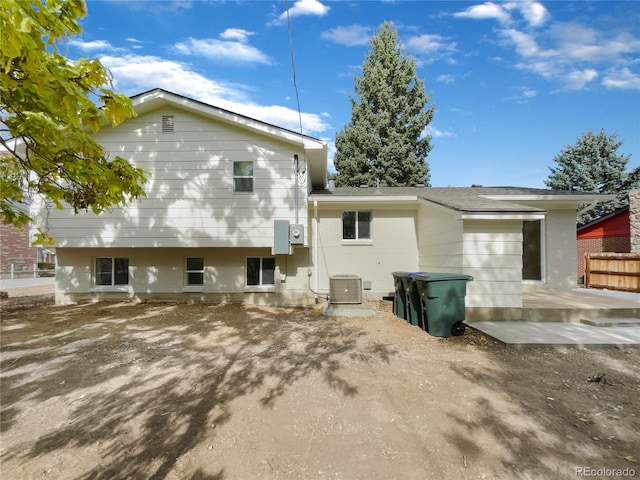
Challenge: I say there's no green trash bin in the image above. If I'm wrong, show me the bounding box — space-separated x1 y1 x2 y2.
391 272 409 319
399 272 427 328
414 273 473 337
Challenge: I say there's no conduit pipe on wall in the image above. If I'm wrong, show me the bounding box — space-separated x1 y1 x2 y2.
314 199 319 295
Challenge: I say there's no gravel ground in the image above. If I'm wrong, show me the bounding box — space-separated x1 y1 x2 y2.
1 299 639 480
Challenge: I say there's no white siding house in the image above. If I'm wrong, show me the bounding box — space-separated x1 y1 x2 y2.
32 89 612 311
308 187 611 317
32 89 326 305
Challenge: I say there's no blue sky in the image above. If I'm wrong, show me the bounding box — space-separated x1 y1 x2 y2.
69 0 640 188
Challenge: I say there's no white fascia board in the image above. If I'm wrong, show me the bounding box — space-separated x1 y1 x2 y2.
133 89 326 149
461 212 547 221
308 195 418 203
479 194 616 203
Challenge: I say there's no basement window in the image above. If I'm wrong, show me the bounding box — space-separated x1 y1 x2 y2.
246 257 275 286
95 257 129 286
185 257 204 286
162 115 174 133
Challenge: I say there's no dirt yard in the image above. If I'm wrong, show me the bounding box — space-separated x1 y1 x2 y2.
1 296 638 480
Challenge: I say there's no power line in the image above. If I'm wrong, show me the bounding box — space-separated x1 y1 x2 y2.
285 0 304 138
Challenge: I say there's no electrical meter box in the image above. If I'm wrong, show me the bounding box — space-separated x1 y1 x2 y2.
289 224 304 245
274 220 290 254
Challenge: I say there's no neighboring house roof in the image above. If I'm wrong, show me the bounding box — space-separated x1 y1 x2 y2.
4 200 30 216
577 206 630 239
310 186 613 218
129 89 328 189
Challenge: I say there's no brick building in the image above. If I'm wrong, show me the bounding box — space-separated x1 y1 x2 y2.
0 202 51 279
577 207 630 281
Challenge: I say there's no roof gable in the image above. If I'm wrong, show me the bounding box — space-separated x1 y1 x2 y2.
128 89 328 189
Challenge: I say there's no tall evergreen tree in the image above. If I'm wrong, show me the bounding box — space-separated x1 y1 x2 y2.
334 22 435 187
545 129 639 225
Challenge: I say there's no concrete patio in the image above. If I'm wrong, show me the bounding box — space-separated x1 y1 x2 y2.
468 288 640 347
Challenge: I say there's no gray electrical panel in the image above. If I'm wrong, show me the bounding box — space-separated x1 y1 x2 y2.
289 224 304 245
274 220 290 254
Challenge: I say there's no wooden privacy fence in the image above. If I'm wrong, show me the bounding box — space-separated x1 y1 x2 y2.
584 253 640 293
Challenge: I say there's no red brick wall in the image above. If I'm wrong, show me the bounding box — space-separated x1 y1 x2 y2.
576 236 630 280
0 221 38 274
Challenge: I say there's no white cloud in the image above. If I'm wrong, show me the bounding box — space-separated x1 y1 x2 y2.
504 85 537 102
550 23 640 62
562 69 598 90
500 28 552 59
406 34 457 56
321 25 371 47
173 37 271 65
449 107 472 116
425 125 455 138
219 28 254 43
271 0 330 26
125 38 145 50
68 39 118 52
100 54 331 135
437 74 456 84
453 2 511 24
603 67 640 90
457 2 639 91
453 1 549 27
518 1 549 27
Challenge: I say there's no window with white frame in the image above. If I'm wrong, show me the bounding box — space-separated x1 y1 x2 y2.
233 161 254 193
342 211 372 240
185 257 204 286
246 257 275 286
95 257 129 286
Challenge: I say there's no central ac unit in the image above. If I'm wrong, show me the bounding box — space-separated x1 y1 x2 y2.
329 275 362 304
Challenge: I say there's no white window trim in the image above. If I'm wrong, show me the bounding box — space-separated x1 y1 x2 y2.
184 257 205 291
245 256 276 290
93 257 130 288
341 210 373 244
342 239 375 246
233 160 254 194
91 285 132 293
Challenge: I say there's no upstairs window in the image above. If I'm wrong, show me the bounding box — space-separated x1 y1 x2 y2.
95 257 129 286
342 211 372 240
185 257 204 286
233 161 254 193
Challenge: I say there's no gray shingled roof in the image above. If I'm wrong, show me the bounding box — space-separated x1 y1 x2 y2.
310 186 607 213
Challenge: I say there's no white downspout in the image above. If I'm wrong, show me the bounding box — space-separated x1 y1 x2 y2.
314 200 319 295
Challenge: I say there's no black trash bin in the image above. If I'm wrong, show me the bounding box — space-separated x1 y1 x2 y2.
414 273 473 337
398 272 427 328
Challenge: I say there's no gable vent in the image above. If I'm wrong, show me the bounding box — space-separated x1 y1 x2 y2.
162 115 174 133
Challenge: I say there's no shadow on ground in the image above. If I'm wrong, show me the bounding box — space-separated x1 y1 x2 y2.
1 302 396 479
444 339 640 478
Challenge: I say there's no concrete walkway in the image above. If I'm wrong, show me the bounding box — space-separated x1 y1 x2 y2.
468 288 640 347
0 277 56 290
468 320 640 347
